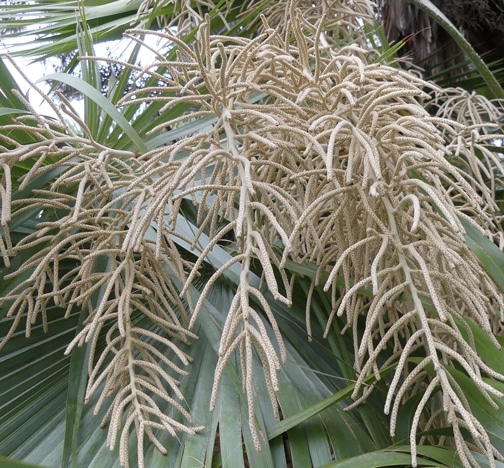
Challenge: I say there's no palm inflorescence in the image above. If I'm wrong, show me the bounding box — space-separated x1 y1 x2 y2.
2 1 504 467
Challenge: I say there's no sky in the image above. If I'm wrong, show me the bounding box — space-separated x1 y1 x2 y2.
2 33 170 118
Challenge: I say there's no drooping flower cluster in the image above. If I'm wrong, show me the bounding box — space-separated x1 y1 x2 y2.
1 2 504 468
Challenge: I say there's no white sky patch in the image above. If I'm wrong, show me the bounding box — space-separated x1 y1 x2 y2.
2 33 171 118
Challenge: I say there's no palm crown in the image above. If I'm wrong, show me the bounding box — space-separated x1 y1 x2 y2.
2 1 504 468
